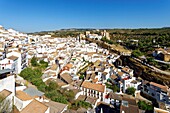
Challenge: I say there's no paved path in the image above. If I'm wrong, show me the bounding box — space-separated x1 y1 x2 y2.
132 57 170 76
154 59 170 65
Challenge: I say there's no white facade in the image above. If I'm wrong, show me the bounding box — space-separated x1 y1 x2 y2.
0 58 14 70
0 75 15 96
14 96 33 111
123 77 141 92
7 51 21 74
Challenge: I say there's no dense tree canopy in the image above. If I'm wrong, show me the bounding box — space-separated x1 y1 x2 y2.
31 56 39 67
71 100 92 110
132 50 143 58
138 100 153 111
20 67 75 104
126 87 136 96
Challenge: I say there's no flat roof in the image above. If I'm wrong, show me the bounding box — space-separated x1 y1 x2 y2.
60 73 73 84
7 55 18 61
16 91 33 101
44 101 67 113
21 100 48 113
0 89 12 99
23 87 44 97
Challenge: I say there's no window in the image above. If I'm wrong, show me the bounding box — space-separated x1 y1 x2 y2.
122 100 128 107
151 93 155 97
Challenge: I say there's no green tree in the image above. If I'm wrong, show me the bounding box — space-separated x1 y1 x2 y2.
105 83 119 92
54 96 68 104
19 67 34 81
46 81 59 91
147 57 154 62
79 75 84 79
64 90 75 102
138 100 153 111
40 60 48 68
113 85 120 92
132 49 143 57
126 87 136 96
31 56 38 67
20 66 75 105
74 100 92 109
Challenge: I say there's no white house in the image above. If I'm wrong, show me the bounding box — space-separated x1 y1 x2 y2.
122 77 141 93
0 58 14 70
142 81 170 104
0 69 15 96
6 51 22 74
81 81 106 101
0 69 15 112
14 91 33 111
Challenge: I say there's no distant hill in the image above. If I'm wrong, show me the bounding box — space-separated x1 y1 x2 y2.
29 28 170 38
162 27 170 29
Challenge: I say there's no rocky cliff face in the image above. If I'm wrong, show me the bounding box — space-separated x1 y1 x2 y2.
86 38 170 87
119 56 170 87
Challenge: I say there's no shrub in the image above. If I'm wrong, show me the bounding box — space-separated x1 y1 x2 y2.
31 56 39 67
126 87 136 96
138 100 153 111
132 50 143 57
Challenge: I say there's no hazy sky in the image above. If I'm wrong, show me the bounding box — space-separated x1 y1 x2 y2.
0 0 170 32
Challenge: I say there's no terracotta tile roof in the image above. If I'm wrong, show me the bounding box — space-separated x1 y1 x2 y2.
122 67 130 73
65 63 73 68
110 74 118 80
77 95 86 101
87 52 97 56
118 71 125 76
21 100 48 113
44 101 67 113
120 104 139 113
102 72 108 76
16 91 33 101
81 81 105 93
122 96 137 105
7 55 18 61
85 96 98 105
91 73 96 80
54 78 67 87
60 73 73 84
50 64 58 70
92 78 98 83
0 89 12 99
121 97 139 113
108 92 122 100
150 82 167 92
